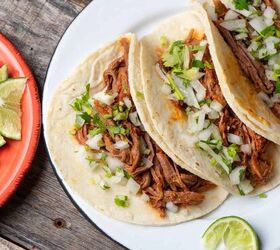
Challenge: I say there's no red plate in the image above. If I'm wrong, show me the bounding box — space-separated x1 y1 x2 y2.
0 33 41 206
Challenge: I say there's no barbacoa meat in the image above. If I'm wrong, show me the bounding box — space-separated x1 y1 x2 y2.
214 0 280 120
198 38 272 186
216 23 274 94
75 38 214 217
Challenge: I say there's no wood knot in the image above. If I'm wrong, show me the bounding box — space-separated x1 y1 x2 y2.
53 218 66 228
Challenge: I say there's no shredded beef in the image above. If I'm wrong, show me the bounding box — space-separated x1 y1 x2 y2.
216 23 274 94
75 37 215 217
217 107 271 186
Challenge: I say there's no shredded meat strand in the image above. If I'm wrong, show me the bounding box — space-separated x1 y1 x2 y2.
74 37 215 217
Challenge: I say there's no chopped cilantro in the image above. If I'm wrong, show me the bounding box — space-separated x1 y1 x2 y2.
171 68 191 86
210 158 217 166
258 193 267 199
228 144 239 158
237 185 245 196
199 99 212 106
233 0 249 10
239 168 246 181
162 40 185 68
99 180 110 190
124 169 132 179
114 195 129 207
103 166 113 178
107 125 129 137
166 73 185 101
260 25 276 38
92 113 106 129
192 59 204 69
191 44 205 52
89 128 103 137
71 83 91 112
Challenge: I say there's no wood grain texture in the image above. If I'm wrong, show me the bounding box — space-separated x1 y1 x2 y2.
0 1 124 249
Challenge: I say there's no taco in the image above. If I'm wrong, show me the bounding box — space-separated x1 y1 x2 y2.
46 33 227 225
198 0 280 145
139 9 280 195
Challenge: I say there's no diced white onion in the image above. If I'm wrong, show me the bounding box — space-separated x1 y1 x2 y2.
248 41 259 52
86 134 103 150
224 10 239 20
206 5 217 21
123 97 132 109
106 156 124 171
114 140 129 150
198 125 213 141
227 133 243 145
240 144 252 155
191 80 206 102
249 17 267 33
184 85 200 109
127 178 140 195
257 47 268 59
265 36 280 44
186 113 197 133
208 110 220 120
197 111 206 132
99 179 110 190
264 7 276 21
166 201 178 213
212 124 222 140
210 100 224 112
194 50 205 61
229 166 246 185
235 33 248 40
201 104 212 114
93 90 117 106
199 142 230 174
261 3 266 11
222 147 233 162
239 179 254 194
184 45 190 69
129 111 141 126
161 84 172 95
265 69 277 81
203 119 211 129
155 63 168 82
220 19 246 31
266 42 277 55
110 175 123 184
140 193 150 202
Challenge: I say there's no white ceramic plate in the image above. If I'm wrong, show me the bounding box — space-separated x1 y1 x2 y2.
43 0 280 249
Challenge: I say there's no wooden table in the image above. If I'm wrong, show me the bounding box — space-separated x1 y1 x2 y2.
0 1 124 249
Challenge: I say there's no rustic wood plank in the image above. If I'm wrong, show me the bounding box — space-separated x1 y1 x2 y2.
0 237 24 250
0 1 124 249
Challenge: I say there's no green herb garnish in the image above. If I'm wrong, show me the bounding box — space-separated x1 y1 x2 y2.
166 73 185 101
233 0 249 10
275 81 280 93
162 40 185 68
228 144 239 158
107 125 129 137
114 195 129 207
258 193 267 199
192 59 204 69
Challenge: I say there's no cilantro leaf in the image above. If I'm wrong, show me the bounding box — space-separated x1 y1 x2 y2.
233 0 249 10
162 40 185 68
275 81 280 93
114 195 129 207
192 59 204 69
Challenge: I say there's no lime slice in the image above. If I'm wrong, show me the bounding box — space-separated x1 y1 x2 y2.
202 216 259 250
0 65 8 82
0 78 26 140
0 134 6 147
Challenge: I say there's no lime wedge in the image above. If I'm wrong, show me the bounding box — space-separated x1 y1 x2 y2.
0 78 26 140
0 65 8 82
202 216 259 250
0 134 6 147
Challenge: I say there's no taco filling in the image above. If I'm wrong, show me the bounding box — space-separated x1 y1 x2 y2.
155 30 273 194
71 38 215 217
211 0 280 118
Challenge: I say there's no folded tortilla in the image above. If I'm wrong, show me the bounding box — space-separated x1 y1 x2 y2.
46 33 227 225
197 0 280 145
139 6 280 195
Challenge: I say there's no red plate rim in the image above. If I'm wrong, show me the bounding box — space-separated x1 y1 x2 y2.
0 32 41 206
